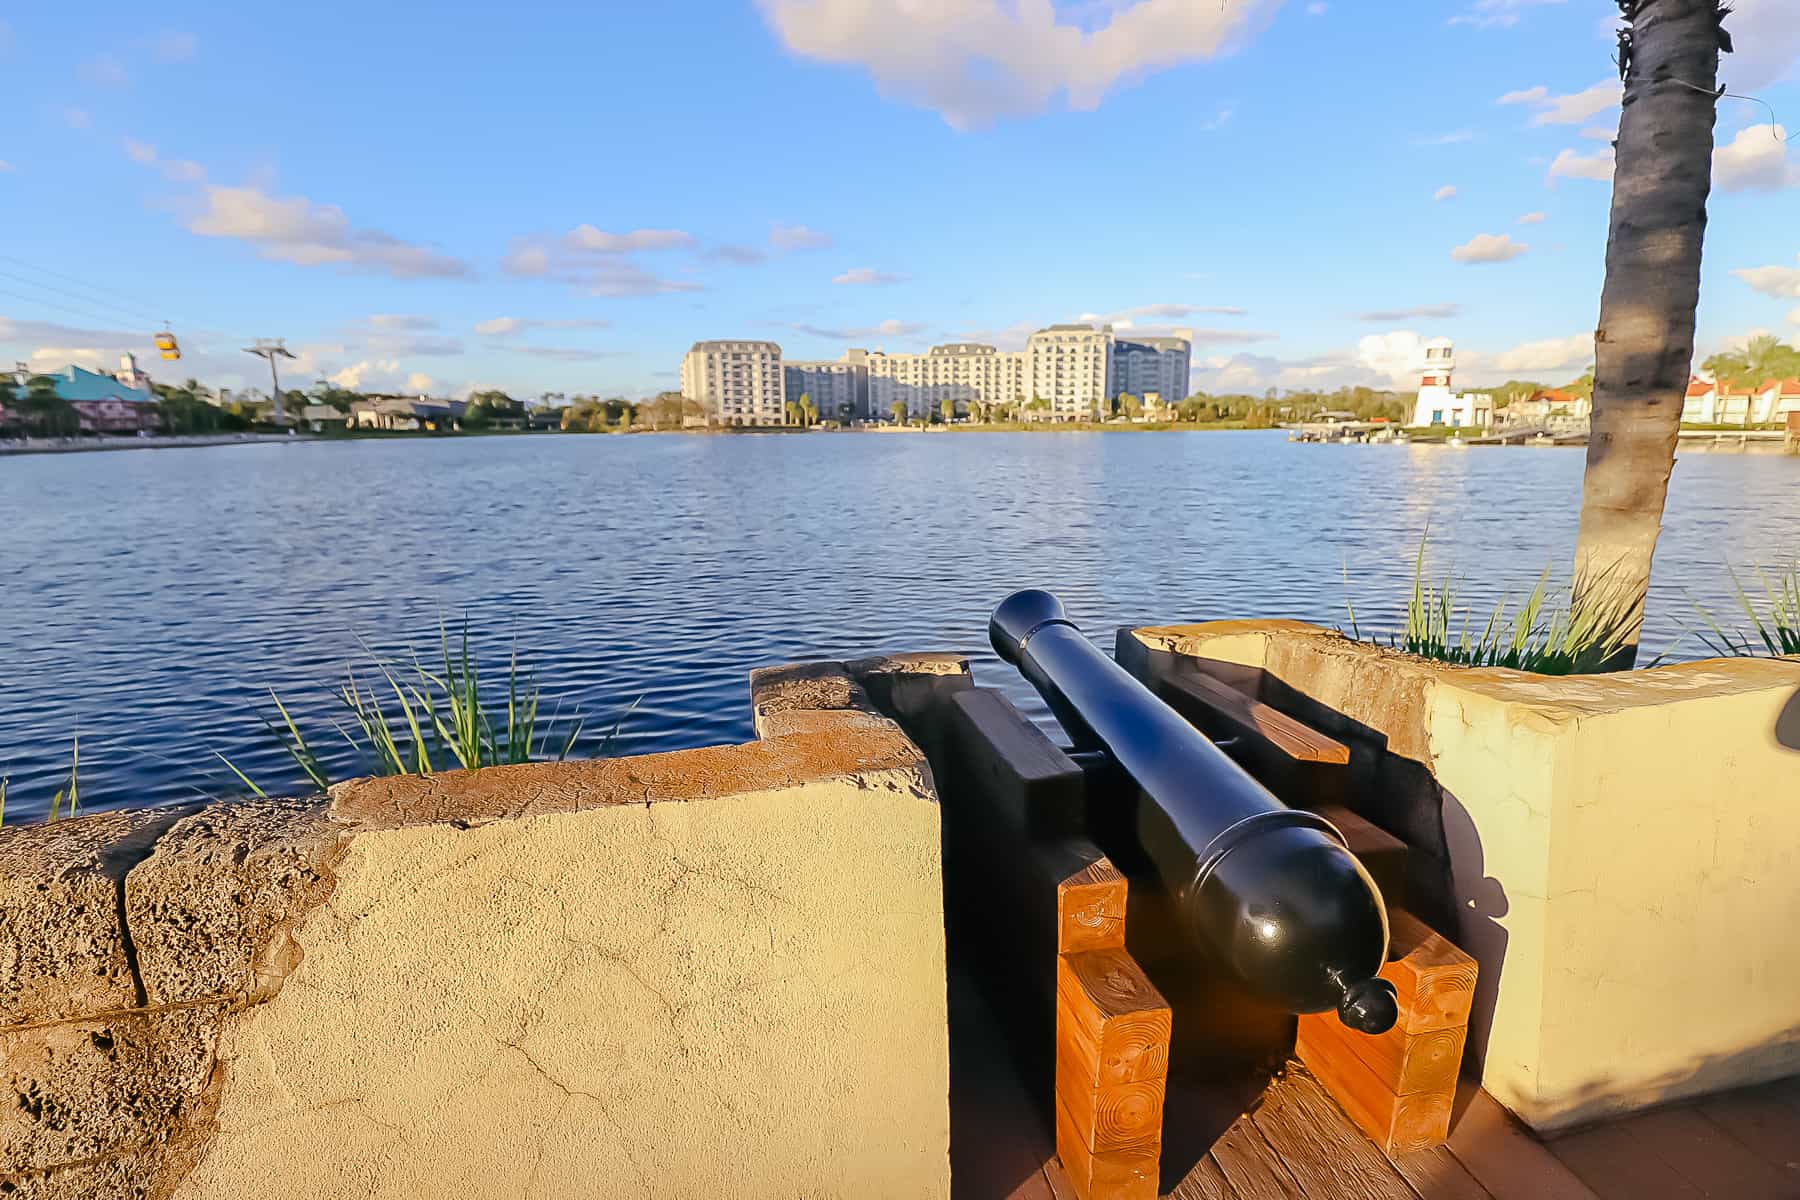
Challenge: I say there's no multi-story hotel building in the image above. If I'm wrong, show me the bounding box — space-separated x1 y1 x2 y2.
679 340 784 426
783 354 868 421
1025 324 1115 419
681 325 1191 424
1111 336 1192 409
867 343 1030 420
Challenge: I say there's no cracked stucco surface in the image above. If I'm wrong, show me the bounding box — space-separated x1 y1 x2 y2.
1130 622 1800 1131
173 768 950 1199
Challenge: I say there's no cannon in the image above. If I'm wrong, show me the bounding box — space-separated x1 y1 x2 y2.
990 589 1399 1035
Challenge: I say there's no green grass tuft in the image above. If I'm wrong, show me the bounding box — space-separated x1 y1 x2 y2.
1691 562 1800 658
1348 534 1642 675
225 618 630 795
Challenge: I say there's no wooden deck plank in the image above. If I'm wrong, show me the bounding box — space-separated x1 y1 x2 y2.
1447 1090 1598 1200
1043 1155 1081 1200
1391 1144 1495 1200
1166 1155 1237 1200
1550 1121 1706 1200
1605 1107 1795 1199
1208 1121 1303 1200
1248 1069 1416 1200
1694 1081 1800 1177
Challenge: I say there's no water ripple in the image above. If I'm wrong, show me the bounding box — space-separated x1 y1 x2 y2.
1 432 1794 820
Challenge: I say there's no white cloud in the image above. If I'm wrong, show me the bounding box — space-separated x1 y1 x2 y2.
491 344 622 362
757 0 1280 129
1356 303 1461 322
501 225 702 296
1451 233 1529 263
1434 185 1458 202
149 31 198 62
187 185 469 278
1518 211 1547 224
1547 146 1614 184
1713 124 1799 193
366 314 438 332
1734 255 1800 299
833 266 904 286
1533 82 1619 127
792 318 925 341
770 222 832 251
708 243 768 265
1080 302 1248 323
1200 106 1234 131
1451 0 1567 29
122 140 206 182
1790 307 1800 328
1498 86 1548 105
475 317 611 336
1416 130 1475 145
79 56 129 87
325 360 438 393
1490 332 1591 373
564 225 694 253
1500 80 1620 126
1720 0 1800 91
1578 125 1614 141
1191 328 1593 393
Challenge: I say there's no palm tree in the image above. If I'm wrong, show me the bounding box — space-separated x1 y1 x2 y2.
1572 0 1731 669
890 400 906 425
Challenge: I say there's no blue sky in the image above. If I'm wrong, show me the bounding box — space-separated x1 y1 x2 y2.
3 0 1798 398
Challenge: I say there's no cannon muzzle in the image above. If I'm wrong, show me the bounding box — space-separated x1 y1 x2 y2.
990 589 1398 1035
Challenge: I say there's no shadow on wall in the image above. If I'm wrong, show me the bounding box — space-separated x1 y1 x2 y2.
1441 791 1509 1082
1777 686 1800 752
1531 1021 1800 1133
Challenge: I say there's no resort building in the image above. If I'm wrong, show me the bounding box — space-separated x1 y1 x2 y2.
1408 338 1493 428
783 354 868 422
867 343 1029 420
1111 336 1192 410
1682 376 1800 425
682 325 1193 423
680 340 785 426
3 358 159 434
1025 324 1115 420
350 395 472 431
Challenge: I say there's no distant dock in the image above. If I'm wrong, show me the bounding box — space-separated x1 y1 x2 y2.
1288 420 1797 454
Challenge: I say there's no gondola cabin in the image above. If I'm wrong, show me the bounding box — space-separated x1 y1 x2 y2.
155 331 181 361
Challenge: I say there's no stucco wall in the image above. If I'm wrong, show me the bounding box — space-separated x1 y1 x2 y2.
2 658 958 1199
1130 621 1800 1132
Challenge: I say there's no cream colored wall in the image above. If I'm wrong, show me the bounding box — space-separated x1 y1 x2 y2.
1131 622 1800 1131
177 769 949 1200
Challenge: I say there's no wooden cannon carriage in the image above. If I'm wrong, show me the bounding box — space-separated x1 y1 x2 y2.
894 598 1480 1199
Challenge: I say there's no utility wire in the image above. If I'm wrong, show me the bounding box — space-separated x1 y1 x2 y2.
0 285 165 337
0 254 170 326
0 269 161 332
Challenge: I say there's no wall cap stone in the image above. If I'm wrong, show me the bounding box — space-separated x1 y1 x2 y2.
1129 620 1800 720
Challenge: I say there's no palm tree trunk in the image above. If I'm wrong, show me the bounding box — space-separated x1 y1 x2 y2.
1573 0 1725 668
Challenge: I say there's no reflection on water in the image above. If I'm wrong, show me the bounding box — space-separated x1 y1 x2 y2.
2 431 1795 819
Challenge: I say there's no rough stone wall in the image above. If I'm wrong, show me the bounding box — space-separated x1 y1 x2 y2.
1 799 347 1198
2 655 964 1199
1130 621 1800 1131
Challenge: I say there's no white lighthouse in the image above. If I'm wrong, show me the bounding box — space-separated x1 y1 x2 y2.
1409 338 1491 428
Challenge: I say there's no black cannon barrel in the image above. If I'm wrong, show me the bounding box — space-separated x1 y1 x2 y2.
990 589 1398 1035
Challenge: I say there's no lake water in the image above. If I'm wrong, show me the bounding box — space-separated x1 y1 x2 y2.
3 431 1796 821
